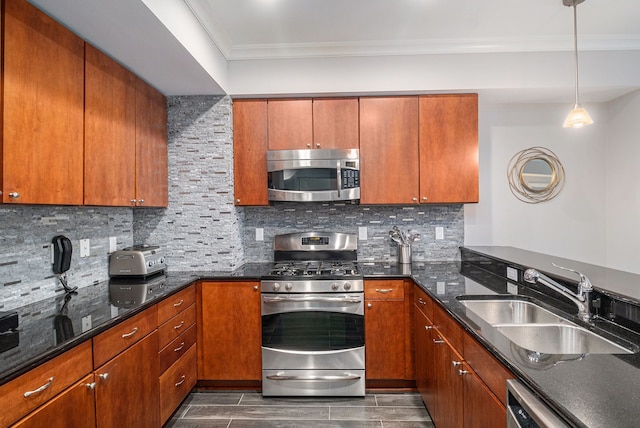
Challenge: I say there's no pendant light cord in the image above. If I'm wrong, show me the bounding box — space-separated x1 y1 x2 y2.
572 3 580 106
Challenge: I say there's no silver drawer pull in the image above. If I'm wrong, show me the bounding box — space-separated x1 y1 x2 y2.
266 373 361 381
452 361 462 367
175 375 186 387
173 299 184 308
375 288 394 293
121 327 139 338
85 382 96 390
458 369 469 376
99 373 109 380
174 342 186 352
173 321 185 330
433 338 445 344
24 377 55 397
425 325 433 330
417 298 427 305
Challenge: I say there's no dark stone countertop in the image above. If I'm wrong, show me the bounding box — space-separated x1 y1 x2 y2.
2 254 640 428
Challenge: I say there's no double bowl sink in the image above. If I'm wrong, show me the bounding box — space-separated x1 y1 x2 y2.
457 296 637 355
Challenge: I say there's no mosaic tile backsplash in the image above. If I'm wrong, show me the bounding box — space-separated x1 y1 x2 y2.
1 95 464 310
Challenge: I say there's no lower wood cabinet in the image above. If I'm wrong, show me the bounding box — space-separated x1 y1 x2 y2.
197 281 262 382
159 345 197 424
365 279 413 382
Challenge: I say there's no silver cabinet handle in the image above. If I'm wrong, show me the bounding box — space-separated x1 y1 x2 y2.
452 361 462 367
9 192 20 199
458 369 469 376
99 373 109 380
367 303 372 308
174 342 185 352
412 197 418 202
130 199 137 205
86 382 96 390
433 338 445 344
417 297 427 305
175 375 186 387
121 327 138 338
375 288 393 294
316 143 321 148
307 144 311 148
422 196 428 201
173 321 185 330
138 199 145 205
24 377 55 397
266 373 361 381
425 325 433 330
254 285 259 291
173 299 184 308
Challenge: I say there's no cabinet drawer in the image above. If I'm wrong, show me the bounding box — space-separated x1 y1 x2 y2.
158 304 196 349
0 341 93 427
463 334 515 406
159 345 197 425
434 303 464 352
93 306 157 368
413 286 433 319
365 280 404 300
159 324 197 374
158 285 196 325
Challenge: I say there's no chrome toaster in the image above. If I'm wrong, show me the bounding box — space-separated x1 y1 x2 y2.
109 245 166 277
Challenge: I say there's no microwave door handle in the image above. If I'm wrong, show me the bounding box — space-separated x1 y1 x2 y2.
336 161 342 197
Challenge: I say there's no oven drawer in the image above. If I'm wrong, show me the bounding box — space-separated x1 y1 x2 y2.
262 369 365 396
262 346 365 370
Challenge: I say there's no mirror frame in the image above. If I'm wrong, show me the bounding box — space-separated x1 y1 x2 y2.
507 147 565 203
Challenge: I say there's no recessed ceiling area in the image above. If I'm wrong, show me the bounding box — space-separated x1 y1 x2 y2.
27 0 640 102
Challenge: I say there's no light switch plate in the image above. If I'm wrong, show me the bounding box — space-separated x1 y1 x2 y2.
436 281 445 294
81 315 92 332
79 239 90 258
358 226 367 241
435 227 444 240
109 236 117 253
507 266 518 282
507 282 519 295
256 228 264 241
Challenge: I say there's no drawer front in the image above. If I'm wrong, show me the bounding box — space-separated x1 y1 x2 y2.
93 306 157 368
159 324 197 374
159 344 197 425
365 280 404 300
413 286 433 319
157 285 196 325
463 334 515 406
158 304 196 349
0 341 93 427
434 302 463 352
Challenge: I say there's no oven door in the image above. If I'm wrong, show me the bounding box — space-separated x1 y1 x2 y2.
267 149 360 202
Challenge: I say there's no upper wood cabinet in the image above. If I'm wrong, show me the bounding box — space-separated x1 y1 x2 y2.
267 99 313 150
312 98 359 149
2 0 85 205
84 44 137 206
359 96 420 205
233 100 269 206
419 94 478 203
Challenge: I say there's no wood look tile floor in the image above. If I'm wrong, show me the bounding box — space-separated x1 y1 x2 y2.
165 392 435 428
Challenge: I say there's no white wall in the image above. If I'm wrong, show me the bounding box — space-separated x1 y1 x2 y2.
465 102 608 267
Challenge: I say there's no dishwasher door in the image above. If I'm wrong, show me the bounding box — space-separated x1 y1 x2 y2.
506 379 571 428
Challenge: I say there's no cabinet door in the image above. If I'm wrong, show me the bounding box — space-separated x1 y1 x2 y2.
3 0 84 205
233 100 269 205
198 281 261 380
84 44 137 206
462 362 506 428
359 97 419 204
312 98 359 149
433 334 464 428
267 99 313 150
365 299 406 380
419 94 478 203
12 374 96 428
95 331 160 428
136 77 168 207
414 305 436 414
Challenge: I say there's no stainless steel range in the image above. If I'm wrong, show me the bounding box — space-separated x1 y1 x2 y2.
261 232 365 397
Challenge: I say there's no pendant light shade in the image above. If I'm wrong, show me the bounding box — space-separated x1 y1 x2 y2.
562 0 593 128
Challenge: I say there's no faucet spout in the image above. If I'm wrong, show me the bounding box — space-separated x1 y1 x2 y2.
523 264 593 322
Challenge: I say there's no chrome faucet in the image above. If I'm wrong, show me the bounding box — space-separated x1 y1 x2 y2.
523 263 594 322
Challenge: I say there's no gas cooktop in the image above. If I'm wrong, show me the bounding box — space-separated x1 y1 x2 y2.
269 260 360 278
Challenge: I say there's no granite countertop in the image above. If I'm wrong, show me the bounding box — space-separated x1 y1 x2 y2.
2 253 640 427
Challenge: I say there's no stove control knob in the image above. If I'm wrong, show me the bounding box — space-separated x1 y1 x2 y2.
285 283 293 291
331 282 339 291
273 283 281 291
344 282 352 291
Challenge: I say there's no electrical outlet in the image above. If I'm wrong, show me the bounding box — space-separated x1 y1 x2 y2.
436 281 445 294
109 236 117 253
256 228 264 241
358 226 367 241
80 239 90 258
507 282 519 295
81 315 92 332
435 227 444 240
507 266 519 282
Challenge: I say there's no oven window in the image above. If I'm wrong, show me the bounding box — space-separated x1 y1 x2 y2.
262 311 364 351
269 169 337 191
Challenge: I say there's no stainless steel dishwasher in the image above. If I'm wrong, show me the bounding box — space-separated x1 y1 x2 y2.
507 379 571 427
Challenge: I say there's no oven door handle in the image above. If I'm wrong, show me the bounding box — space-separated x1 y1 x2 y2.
266 373 362 381
263 296 362 304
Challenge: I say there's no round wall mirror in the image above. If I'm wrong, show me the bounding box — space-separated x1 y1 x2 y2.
508 147 565 203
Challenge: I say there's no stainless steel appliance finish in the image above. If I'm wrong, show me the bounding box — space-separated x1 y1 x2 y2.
108 245 166 277
261 232 365 396
507 379 570 428
267 148 360 202
108 274 167 308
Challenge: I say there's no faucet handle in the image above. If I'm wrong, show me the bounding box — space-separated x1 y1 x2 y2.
551 263 593 291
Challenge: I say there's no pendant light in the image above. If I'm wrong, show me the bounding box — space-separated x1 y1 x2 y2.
563 0 593 128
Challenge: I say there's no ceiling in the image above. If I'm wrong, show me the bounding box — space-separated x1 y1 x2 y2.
29 0 640 100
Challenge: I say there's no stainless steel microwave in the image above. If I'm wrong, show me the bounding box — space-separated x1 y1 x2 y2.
267 148 360 202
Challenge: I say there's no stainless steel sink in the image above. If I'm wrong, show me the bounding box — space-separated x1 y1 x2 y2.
496 323 635 354
458 298 566 325
457 296 637 355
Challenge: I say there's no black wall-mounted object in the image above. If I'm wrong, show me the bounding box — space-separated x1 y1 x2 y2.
52 235 72 274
